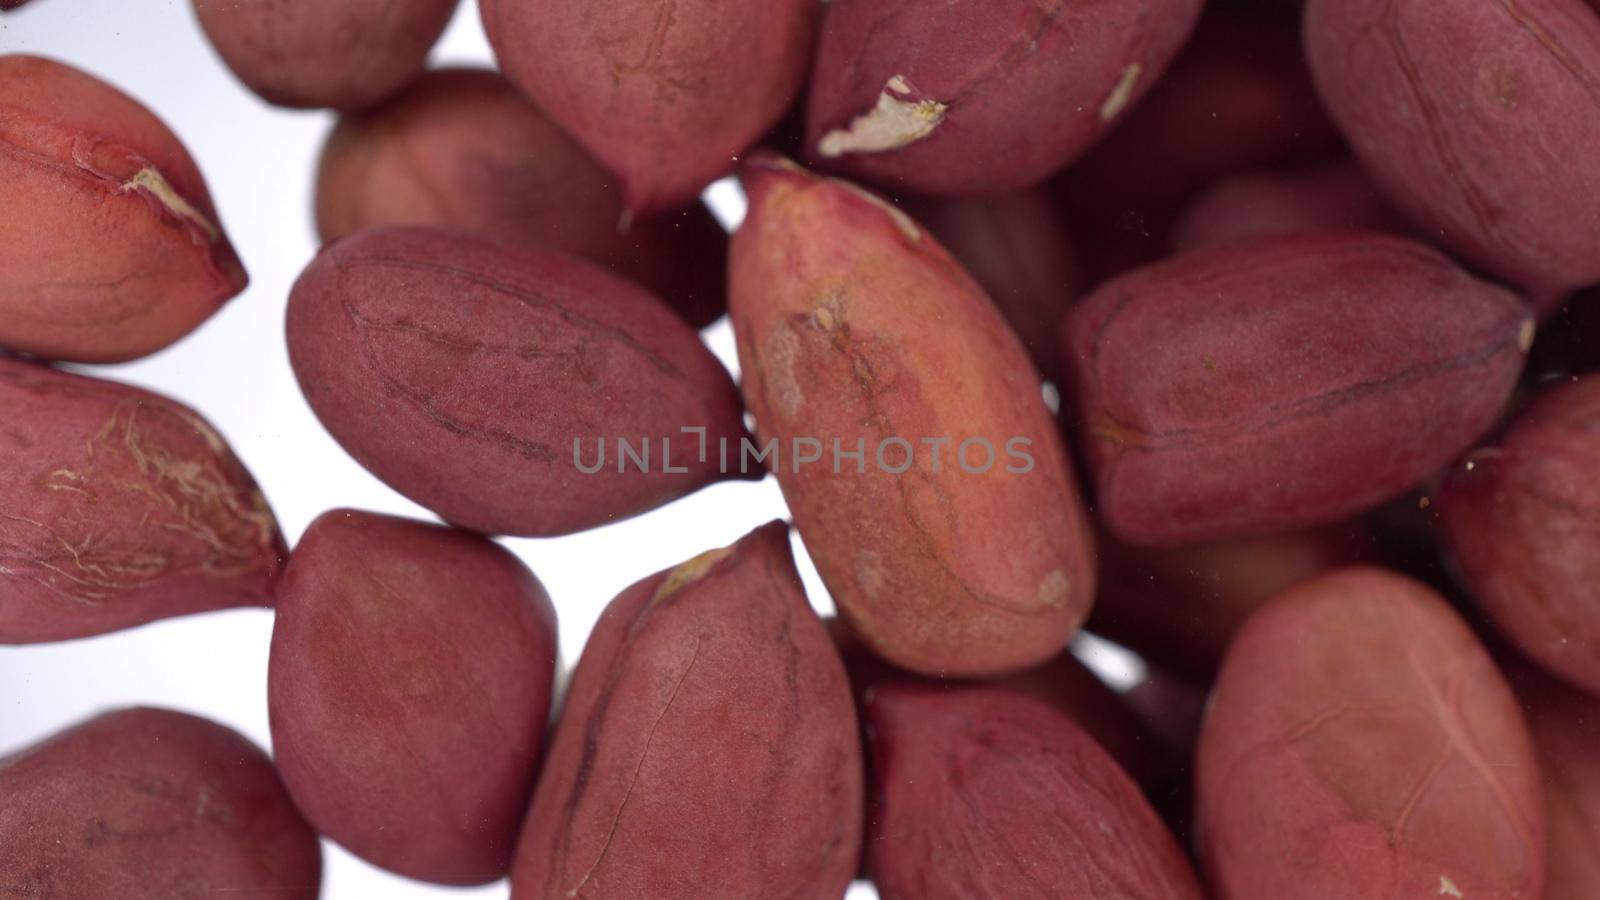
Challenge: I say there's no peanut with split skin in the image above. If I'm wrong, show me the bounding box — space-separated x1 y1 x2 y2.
0 358 284 644
805 0 1202 197
0 54 247 363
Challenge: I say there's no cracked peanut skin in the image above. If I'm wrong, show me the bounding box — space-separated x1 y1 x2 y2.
314 68 729 329
0 55 247 363
1063 233 1532 548
730 158 1096 679
191 0 458 110
866 684 1205 900
1438 376 1600 696
0 359 284 644
484 0 818 218
269 509 558 886
1196 567 1546 900
1305 0 1600 296
1508 662 1600 900
508 522 862 900
804 0 1202 197
0 708 322 899
285 227 750 538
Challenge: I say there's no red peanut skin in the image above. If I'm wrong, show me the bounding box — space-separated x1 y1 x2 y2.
508 522 861 899
1064 233 1533 547
485 0 817 217
1172 162 1406 253
866 684 1205 900
0 55 247 363
1438 376 1600 695
806 0 1201 197
1509 662 1600 900
0 708 322 898
1305 0 1600 295
730 158 1097 678
1057 5 1341 282
269 508 558 885
191 0 458 110
1196 567 1546 900
0 359 284 643
314 68 728 328
901 189 1082 382
1091 522 1374 679
285 227 750 537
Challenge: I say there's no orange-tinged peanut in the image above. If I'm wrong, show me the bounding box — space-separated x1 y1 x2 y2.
730 157 1096 678
0 55 246 362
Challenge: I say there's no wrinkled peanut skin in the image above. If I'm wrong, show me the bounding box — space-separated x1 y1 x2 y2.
1509 662 1600 900
867 684 1205 900
485 0 817 217
1064 233 1532 546
1172 162 1405 253
191 0 458 110
509 522 861 899
806 0 1201 197
0 708 322 899
285 227 750 538
1197 567 1546 900
0 55 246 363
1438 376 1600 695
1091 523 1375 679
730 158 1096 678
1305 0 1600 295
900 190 1081 383
269 509 558 886
0 359 284 644
314 68 729 328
